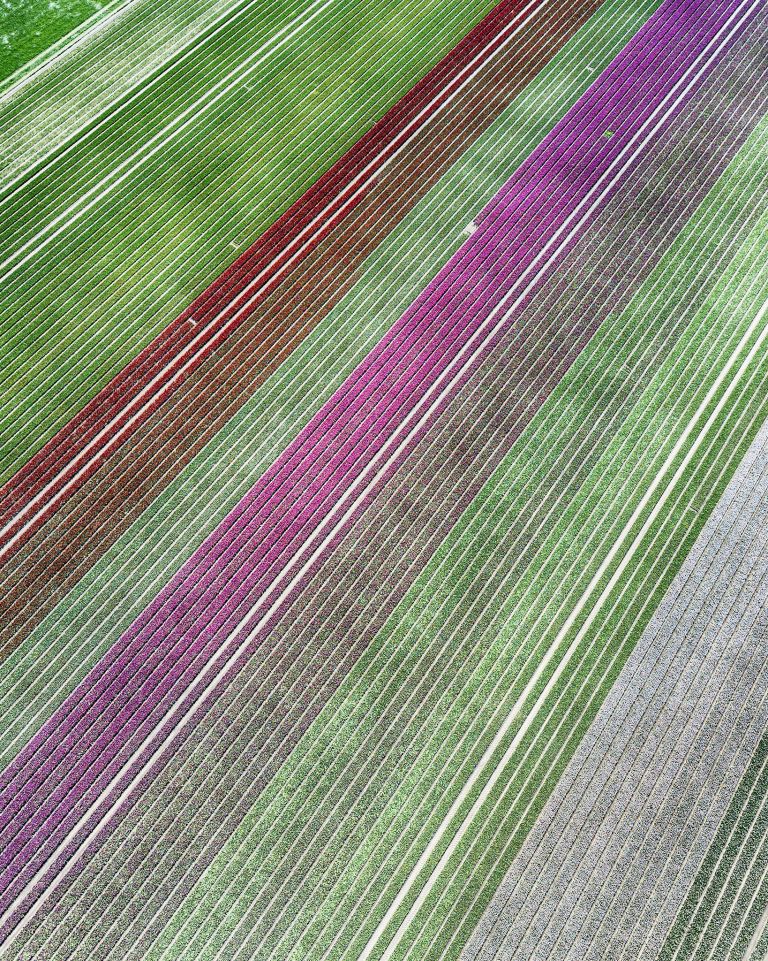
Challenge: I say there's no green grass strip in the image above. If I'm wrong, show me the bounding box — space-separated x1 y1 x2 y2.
0 0 120 85
0 0 276 176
